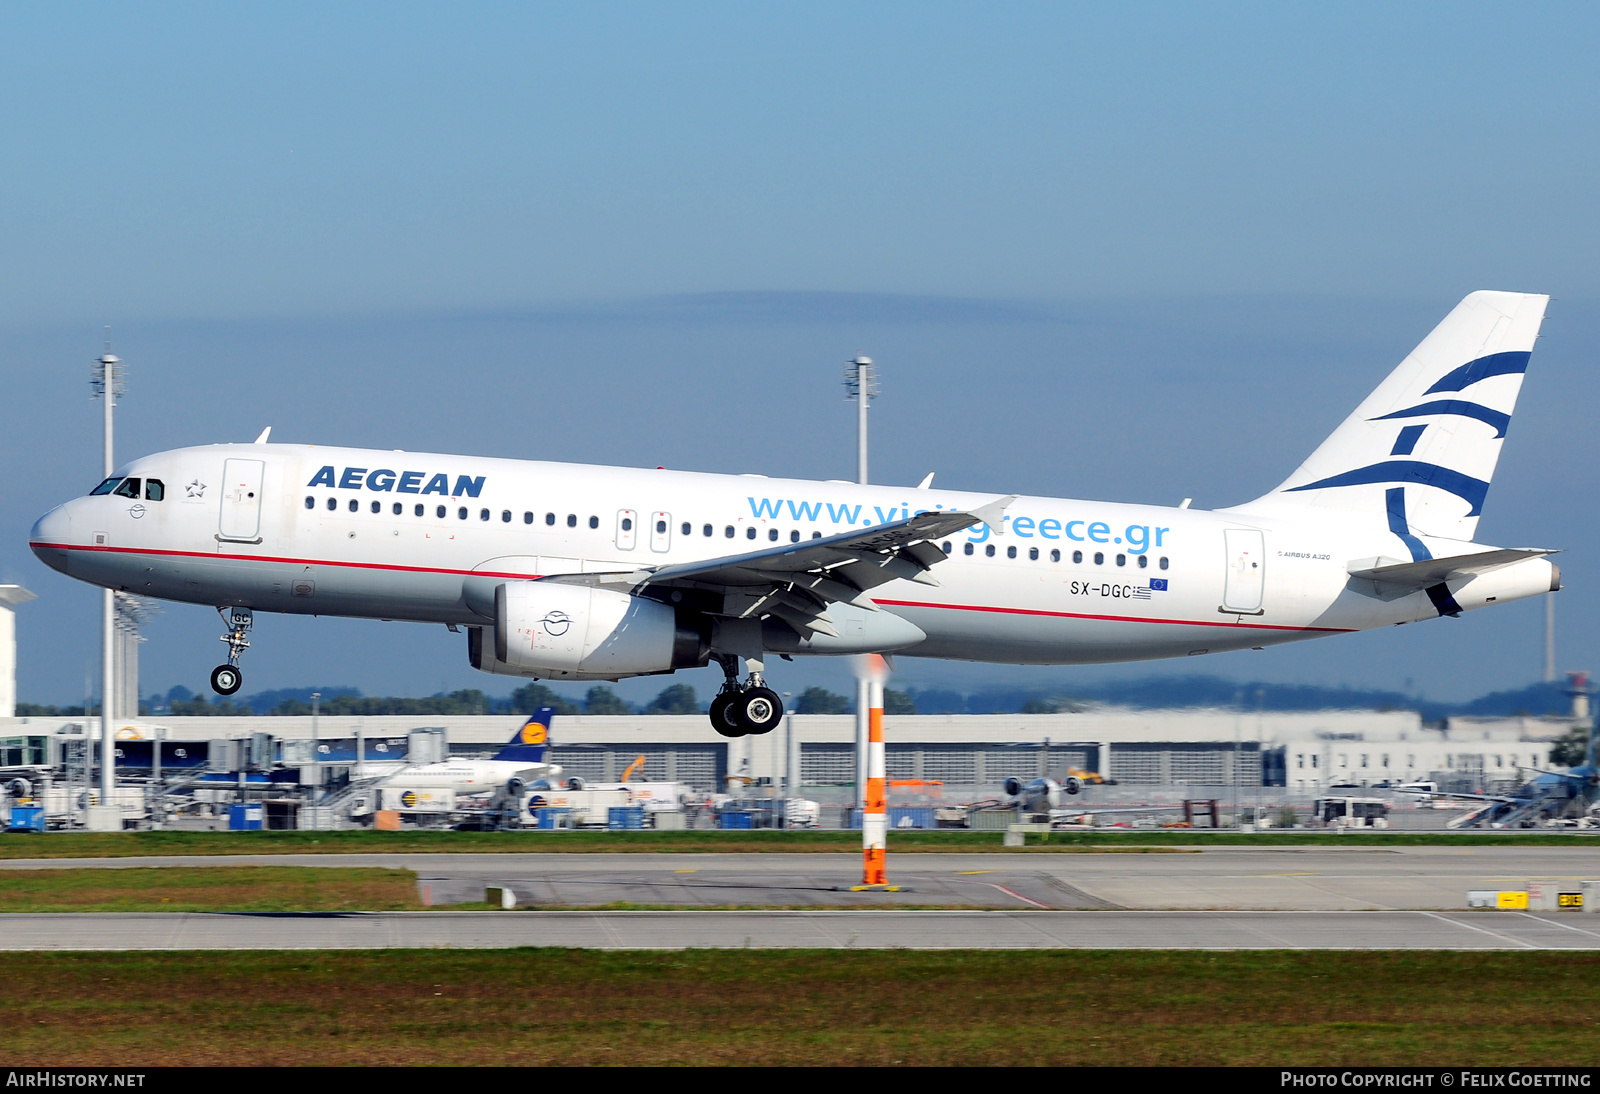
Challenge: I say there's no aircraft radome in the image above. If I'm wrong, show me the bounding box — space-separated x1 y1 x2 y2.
31 291 1560 738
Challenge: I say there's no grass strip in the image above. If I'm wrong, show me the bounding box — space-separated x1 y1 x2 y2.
0 828 1595 858
0 949 1595 1066
0 866 421 912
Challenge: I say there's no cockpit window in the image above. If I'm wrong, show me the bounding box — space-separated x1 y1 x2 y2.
144 479 164 502
111 478 142 499
90 478 121 496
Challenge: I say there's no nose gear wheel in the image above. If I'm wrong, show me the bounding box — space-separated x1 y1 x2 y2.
211 606 253 696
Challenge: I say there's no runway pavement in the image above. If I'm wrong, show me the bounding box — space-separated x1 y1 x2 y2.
1 909 1597 950
2 847 1594 911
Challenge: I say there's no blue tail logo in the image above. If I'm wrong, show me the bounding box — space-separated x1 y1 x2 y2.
493 707 554 763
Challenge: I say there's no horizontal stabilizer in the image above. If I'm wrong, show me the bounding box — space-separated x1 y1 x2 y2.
1346 547 1557 591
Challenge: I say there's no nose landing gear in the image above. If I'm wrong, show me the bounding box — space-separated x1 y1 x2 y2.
708 654 784 737
210 606 253 696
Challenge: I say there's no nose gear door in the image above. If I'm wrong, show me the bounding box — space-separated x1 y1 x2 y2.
218 459 266 543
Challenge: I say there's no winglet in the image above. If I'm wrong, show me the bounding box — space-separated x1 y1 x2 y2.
253 427 272 444
968 494 1019 536
915 472 935 490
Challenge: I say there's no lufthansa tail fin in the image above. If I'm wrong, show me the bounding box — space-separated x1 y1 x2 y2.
493 707 554 763
1231 291 1548 546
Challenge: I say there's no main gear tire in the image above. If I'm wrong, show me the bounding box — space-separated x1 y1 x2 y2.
736 687 784 735
709 692 746 738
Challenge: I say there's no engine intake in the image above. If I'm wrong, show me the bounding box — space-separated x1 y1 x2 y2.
469 581 709 680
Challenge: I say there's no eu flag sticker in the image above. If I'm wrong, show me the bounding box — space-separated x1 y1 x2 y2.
1149 579 1169 591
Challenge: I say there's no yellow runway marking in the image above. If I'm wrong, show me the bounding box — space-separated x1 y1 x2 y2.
673 869 697 874
956 870 994 875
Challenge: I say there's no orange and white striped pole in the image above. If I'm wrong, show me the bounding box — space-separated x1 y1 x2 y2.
862 656 887 885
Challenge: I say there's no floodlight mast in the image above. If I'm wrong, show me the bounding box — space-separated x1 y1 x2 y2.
844 356 877 807
843 356 876 486
90 340 122 804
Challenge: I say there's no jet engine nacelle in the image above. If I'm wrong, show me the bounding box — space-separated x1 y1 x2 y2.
5 778 31 798
1003 775 1083 812
469 581 709 680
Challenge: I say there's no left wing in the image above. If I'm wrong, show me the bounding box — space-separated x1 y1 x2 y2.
546 495 1017 638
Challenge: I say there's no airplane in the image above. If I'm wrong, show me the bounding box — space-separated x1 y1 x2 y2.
30 291 1561 740
1421 729 1600 828
368 708 564 796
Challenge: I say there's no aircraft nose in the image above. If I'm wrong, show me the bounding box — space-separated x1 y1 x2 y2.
29 505 73 575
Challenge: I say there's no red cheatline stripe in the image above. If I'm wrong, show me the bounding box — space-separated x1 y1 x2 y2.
30 541 541 581
876 597 1350 634
34 541 1350 633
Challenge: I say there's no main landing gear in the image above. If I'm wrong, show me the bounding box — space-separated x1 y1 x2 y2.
709 654 784 738
210 606 252 696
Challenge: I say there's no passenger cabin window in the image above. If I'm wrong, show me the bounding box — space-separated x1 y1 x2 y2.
567 514 577 527
790 530 800 543
589 516 599 529
1159 557 1169 570
480 509 491 521
657 520 668 534
370 501 381 514
458 507 468 520
501 510 511 523
725 526 735 538
436 505 447 519
523 512 533 524
394 503 403 515
746 527 757 540
621 518 633 531
703 524 713 537
964 543 974 556
348 499 359 512
144 479 164 501
546 513 556 526
415 504 425 517
327 498 338 511
112 478 142 499
304 496 314 509
1007 546 1016 559
1029 547 1039 560
1094 552 1104 565
1073 550 1083 563
1115 554 1125 566
985 544 995 557
941 542 951 554
1050 549 1060 562
681 522 691 536
90 478 122 496
768 528 778 541
1137 555 1148 568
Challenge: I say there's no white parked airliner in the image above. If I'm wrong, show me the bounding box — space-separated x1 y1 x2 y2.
31 291 1560 738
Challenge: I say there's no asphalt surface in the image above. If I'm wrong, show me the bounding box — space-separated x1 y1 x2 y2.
1 909 1597 950
1 847 1594 911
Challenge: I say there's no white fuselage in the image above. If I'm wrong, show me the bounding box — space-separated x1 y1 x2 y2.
29 442 1553 673
370 758 559 795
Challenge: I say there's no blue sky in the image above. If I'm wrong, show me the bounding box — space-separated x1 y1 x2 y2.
3 3 1598 705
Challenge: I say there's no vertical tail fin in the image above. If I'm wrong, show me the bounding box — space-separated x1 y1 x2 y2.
1234 291 1548 546
493 707 554 762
